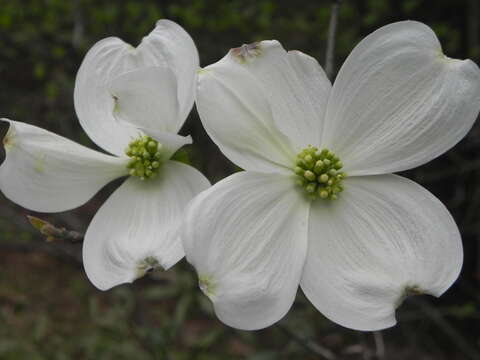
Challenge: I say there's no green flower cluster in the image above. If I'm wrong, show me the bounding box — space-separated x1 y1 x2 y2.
294 145 346 200
125 136 163 180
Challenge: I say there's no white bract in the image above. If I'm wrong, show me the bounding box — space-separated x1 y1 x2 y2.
183 21 480 331
0 20 210 290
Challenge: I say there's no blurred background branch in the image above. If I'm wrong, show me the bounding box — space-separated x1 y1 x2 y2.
325 0 342 79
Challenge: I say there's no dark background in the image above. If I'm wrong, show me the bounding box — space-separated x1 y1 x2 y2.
1 0 479 359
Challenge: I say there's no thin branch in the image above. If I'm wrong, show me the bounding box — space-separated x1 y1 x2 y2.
0 240 82 263
414 158 480 183
27 215 84 242
411 298 480 360
468 0 479 60
325 0 342 80
277 323 336 360
0 207 82 261
72 0 84 49
373 331 385 359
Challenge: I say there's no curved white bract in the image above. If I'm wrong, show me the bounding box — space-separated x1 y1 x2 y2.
322 21 480 175
0 119 128 212
83 161 210 290
74 20 199 156
301 175 462 331
183 171 309 330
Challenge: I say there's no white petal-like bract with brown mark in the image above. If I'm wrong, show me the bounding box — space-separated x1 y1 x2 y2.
74 19 199 156
83 161 210 291
183 171 309 330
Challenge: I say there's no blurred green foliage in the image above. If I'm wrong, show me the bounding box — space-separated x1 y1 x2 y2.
1 0 480 359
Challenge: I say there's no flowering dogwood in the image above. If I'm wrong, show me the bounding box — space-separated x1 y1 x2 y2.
0 20 209 290
183 21 480 331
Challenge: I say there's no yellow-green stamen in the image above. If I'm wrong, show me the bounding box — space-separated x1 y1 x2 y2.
125 136 164 180
294 145 346 200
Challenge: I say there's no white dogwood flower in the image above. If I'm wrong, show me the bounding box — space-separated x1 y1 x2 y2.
0 20 209 290
183 21 480 331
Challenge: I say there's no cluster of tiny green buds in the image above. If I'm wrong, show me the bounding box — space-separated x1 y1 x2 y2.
125 136 164 180
294 145 346 200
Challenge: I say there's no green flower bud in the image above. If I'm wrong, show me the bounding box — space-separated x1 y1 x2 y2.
304 170 316 181
319 174 329 183
305 183 317 193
